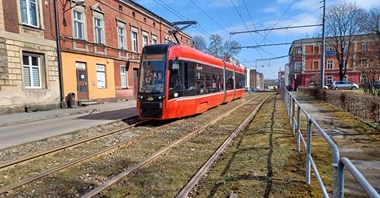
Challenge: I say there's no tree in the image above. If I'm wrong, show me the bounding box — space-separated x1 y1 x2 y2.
325 2 364 81
224 40 241 61
191 35 207 52
356 7 380 95
207 34 224 58
207 34 241 61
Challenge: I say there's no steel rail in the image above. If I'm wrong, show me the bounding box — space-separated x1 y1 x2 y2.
176 94 271 197
0 119 183 195
0 117 146 170
82 94 269 198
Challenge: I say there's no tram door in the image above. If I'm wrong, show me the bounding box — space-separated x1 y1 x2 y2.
76 62 89 100
133 68 138 99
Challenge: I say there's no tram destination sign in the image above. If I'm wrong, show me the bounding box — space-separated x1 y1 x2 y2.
143 54 165 61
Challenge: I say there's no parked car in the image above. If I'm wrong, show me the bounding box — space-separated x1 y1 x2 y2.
368 81 380 89
330 81 359 90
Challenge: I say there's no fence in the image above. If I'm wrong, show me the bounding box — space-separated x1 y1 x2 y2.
282 88 379 198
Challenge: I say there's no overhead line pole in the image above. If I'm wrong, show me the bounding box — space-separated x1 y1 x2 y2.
320 0 326 89
230 24 322 35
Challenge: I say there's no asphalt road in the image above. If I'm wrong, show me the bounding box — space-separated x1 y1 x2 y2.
0 106 137 149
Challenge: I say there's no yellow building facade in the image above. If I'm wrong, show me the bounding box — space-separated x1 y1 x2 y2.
61 52 115 103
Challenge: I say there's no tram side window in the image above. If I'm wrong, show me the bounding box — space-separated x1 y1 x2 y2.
183 61 196 96
240 73 244 89
169 60 184 99
226 70 234 90
235 73 244 89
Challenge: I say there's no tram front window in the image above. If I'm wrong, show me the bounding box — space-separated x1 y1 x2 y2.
139 55 166 94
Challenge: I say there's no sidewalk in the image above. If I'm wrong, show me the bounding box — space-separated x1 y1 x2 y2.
290 91 380 196
0 100 137 127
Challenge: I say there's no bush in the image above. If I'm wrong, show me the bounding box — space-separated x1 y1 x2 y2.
298 87 380 125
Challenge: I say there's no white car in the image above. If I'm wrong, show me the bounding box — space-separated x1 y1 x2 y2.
330 81 359 90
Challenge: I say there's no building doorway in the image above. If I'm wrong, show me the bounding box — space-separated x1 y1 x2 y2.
76 62 89 100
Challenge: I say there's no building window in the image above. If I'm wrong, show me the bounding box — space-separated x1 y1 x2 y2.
313 60 319 70
294 62 301 71
362 42 368 51
120 65 128 88
96 64 106 88
360 75 366 84
20 0 39 27
132 11 135 17
131 28 138 52
142 32 148 47
326 44 333 51
343 43 348 52
118 24 126 49
118 5 122 11
23 53 43 88
296 48 302 56
73 10 85 39
326 76 333 85
343 60 347 67
152 35 158 44
313 46 320 54
361 58 368 66
94 17 104 44
327 60 333 69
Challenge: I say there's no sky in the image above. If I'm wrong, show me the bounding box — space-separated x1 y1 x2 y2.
135 0 380 79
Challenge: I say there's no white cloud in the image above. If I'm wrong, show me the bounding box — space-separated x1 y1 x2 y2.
263 7 278 13
276 0 293 3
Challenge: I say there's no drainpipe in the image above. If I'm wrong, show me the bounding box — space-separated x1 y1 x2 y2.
53 0 65 108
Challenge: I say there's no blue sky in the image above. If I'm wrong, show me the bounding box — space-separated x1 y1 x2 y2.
135 0 380 79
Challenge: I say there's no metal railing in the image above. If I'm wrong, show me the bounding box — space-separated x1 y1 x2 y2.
282 88 379 198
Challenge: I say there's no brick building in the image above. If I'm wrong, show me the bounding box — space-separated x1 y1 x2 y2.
0 0 191 114
0 0 60 114
57 0 191 104
288 35 379 89
246 69 264 91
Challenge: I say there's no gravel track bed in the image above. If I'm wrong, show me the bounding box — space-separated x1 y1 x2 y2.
2 94 262 197
97 94 268 197
191 94 311 197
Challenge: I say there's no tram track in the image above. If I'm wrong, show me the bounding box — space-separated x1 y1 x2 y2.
0 94 264 194
83 94 270 197
0 118 147 170
0 118 185 195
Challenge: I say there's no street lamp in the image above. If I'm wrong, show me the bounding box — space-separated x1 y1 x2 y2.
62 0 85 26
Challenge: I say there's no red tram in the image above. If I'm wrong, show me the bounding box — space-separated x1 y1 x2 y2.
137 44 245 120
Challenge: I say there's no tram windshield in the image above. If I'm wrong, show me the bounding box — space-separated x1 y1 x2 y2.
139 54 166 93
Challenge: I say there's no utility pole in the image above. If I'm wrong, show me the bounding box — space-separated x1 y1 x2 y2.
320 0 326 89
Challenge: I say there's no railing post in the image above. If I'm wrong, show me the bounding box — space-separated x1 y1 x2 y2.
335 159 344 198
297 106 301 152
292 100 295 135
306 117 312 185
290 98 294 125
333 150 341 198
